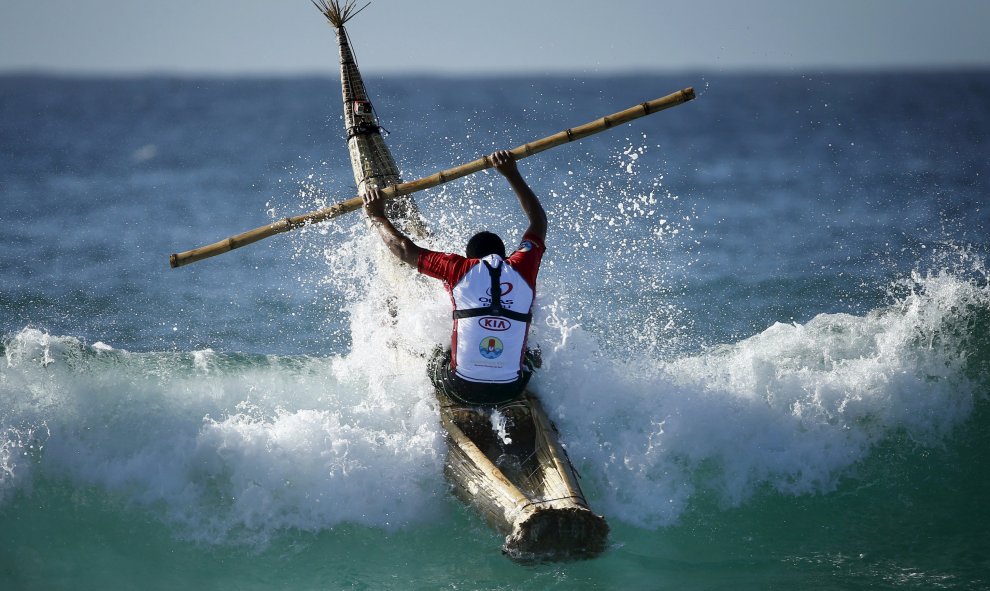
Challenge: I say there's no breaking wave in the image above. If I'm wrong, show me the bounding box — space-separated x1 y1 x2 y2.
3 243 987 542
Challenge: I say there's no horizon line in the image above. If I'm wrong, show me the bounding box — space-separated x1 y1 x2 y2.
3 63 989 80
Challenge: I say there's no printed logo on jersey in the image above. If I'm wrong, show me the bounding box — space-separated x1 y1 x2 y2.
479 336 504 359
478 296 514 306
485 282 514 296
517 240 534 253
478 317 512 332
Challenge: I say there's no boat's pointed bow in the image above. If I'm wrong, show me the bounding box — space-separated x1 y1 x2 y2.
504 505 610 561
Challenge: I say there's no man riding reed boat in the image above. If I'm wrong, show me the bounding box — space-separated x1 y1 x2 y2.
158 0 698 561
329 2 606 556
362 150 548 406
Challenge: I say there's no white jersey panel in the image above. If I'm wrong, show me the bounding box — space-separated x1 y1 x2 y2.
451 254 534 383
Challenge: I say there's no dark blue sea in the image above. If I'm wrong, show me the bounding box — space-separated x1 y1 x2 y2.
2 71 989 589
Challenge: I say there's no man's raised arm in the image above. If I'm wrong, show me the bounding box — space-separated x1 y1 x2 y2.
363 188 424 267
491 150 547 242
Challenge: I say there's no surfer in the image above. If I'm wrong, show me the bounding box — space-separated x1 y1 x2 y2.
363 150 547 405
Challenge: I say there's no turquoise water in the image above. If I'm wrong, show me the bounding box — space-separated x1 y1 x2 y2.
2 73 989 589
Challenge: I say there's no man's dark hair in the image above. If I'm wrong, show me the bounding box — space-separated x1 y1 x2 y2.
465 231 506 259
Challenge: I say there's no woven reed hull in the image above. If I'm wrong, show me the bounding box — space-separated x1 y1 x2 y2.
438 391 609 560
332 25 424 234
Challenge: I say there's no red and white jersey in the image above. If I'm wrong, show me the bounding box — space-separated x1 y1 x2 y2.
418 231 545 383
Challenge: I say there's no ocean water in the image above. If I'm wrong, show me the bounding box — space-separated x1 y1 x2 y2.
1 72 989 589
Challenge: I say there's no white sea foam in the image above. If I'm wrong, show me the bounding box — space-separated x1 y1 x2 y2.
191 348 215 372
2 241 986 540
537 262 988 527
0 321 445 544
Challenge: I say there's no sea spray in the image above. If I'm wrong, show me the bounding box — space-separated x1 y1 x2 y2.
3 71 988 589
535 254 989 528
490 408 513 446
4 180 987 548
0 327 446 545
266 131 990 536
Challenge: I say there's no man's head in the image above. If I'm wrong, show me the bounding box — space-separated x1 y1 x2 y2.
465 231 506 259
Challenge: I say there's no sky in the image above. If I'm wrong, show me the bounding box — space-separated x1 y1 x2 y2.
1 0 989 75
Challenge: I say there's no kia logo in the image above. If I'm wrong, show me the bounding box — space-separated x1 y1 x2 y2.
486 282 514 296
479 316 512 331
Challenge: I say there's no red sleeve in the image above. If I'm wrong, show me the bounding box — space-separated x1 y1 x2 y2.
505 230 545 289
417 249 475 286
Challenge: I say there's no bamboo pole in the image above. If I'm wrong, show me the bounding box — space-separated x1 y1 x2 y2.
169 87 695 268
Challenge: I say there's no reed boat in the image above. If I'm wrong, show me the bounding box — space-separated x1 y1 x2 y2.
314 0 426 237
315 1 608 559
437 390 609 559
